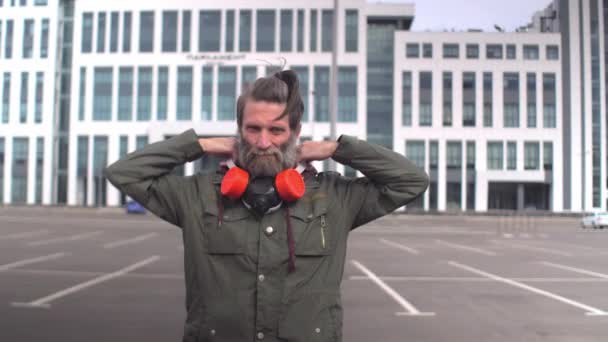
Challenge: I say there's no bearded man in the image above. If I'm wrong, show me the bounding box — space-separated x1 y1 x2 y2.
104 69 429 342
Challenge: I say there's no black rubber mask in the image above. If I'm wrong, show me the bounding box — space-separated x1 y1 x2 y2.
242 177 282 216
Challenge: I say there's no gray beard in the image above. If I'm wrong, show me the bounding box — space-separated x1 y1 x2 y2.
237 135 298 177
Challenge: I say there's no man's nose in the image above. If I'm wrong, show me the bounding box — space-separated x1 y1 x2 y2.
256 132 272 149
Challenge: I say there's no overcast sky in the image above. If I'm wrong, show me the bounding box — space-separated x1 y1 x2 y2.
369 0 553 32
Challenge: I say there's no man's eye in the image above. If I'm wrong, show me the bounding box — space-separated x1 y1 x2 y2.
247 126 261 132
271 128 285 134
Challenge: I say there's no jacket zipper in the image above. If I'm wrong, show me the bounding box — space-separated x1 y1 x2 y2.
320 215 327 249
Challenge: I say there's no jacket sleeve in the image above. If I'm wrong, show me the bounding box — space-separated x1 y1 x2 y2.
331 135 429 230
103 129 205 228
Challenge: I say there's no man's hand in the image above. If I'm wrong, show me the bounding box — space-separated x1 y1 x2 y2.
199 137 237 158
297 140 338 162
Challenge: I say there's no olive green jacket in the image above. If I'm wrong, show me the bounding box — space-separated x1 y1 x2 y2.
104 129 429 342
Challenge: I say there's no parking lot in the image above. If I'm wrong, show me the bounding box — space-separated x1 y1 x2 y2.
1 207 607 342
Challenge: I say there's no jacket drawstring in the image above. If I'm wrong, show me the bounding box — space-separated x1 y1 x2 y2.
285 206 296 273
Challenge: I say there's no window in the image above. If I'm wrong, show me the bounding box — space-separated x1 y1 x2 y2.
199 11 221 52
523 44 539 60
239 10 251 52
423 43 432 58
466 44 478 59
162 11 178 52
291 66 308 121
402 72 412 126
241 66 257 92
176 66 193 121
96 13 106 53
345 9 358 52
406 43 419 58
225 10 235 52
506 44 516 59
109 12 119 53
136 67 152 121
443 43 459 58
40 19 49 58
503 72 519 127
0 20 3 57
297 10 304 52
2 73 10 123
486 44 502 59
314 66 329 121
22 19 34 58
201 66 213 120
338 66 357 122
256 10 275 52
483 72 492 127
76 136 89 206
78 68 85 121
92 136 108 206
0 138 3 203
93 67 113 121
462 72 475 127
20 72 28 123
136 136 149 149
34 0 47 5
406 141 425 168
321 10 333 52
524 142 540 170
443 72 452 126
543 142 553 170
122 12 132 52
507 141 517 170
4 19 13 58
34 72 43 123
543 73 556 128
526 73 536 128
157 66 168 121
419 71 432 126
182 11 191 52
546 45 559 60
139 11 154 53
218 66 236 120
487 142 503 170
466 141 475 169
310 10 317 52
446 142 462 172
117 67 133 121
35 137 43 203
280 10 293 52
81 13 93 53
11 137 28 203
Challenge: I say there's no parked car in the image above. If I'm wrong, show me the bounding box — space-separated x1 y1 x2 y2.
581 211 608 229
126 200 146 214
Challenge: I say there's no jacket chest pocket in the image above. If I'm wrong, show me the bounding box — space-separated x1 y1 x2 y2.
201 205 250 254
289 205 334 256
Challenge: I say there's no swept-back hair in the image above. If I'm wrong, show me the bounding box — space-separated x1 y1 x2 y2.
236 69 304 131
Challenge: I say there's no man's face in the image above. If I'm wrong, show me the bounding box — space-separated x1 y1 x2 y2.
238 99 300 177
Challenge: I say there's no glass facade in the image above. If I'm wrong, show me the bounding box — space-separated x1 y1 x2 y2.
34 72 43 123
22 19 34 58
590 0 601 207
338 67 357 122
118 67 133 121
442 72 452 126
96 12 106 53
462 72 475 126
507 141 517 170
280 10 292 52
110 12 119 53
35 137 43 204
199 10 221 52
11 137 28 203
2 73 9 124
136 67 152 121
157 66 168 121
182 11 191 52
291 66 308 121
78 67 86 121
429 141 438 210
524 141 540 170
217 66 236 120
406 140 425 209
543 73 556 128
345 9 358 52
93 136 108 206
139 11 154 52
5 20 13 58
310 10 317 52
225 10 234 52
297 10 304 52
241 65 257 92
20 72 28 123
122 12 131 52
486 44 502 59
526 73 537 128
402 72 412 126
321 10 333 52
76 136 88 206
314 66 329 122
406 43 419 58
443 43 459 58
487 141 503 170
93 68 113 121
483 72 492 127
40 19 49 57
177 66 193 121
446 141 462 210
256 10 275 52
523 44 539 60
419 71 432 126
503 72 519 127
466 44 479 59
201 66 213 120
81 13 93 53
543 142 553 170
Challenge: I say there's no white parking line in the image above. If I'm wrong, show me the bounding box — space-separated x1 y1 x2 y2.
379 239 420 255
0 230 50 240
491 240 572 257
12 256 160 309
540 262 608 279
350 260 435 317
436 240 497 256
103 232 159 249
27 231 103 247
448 261 608 316
348 275 608 283
0 253 68 272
